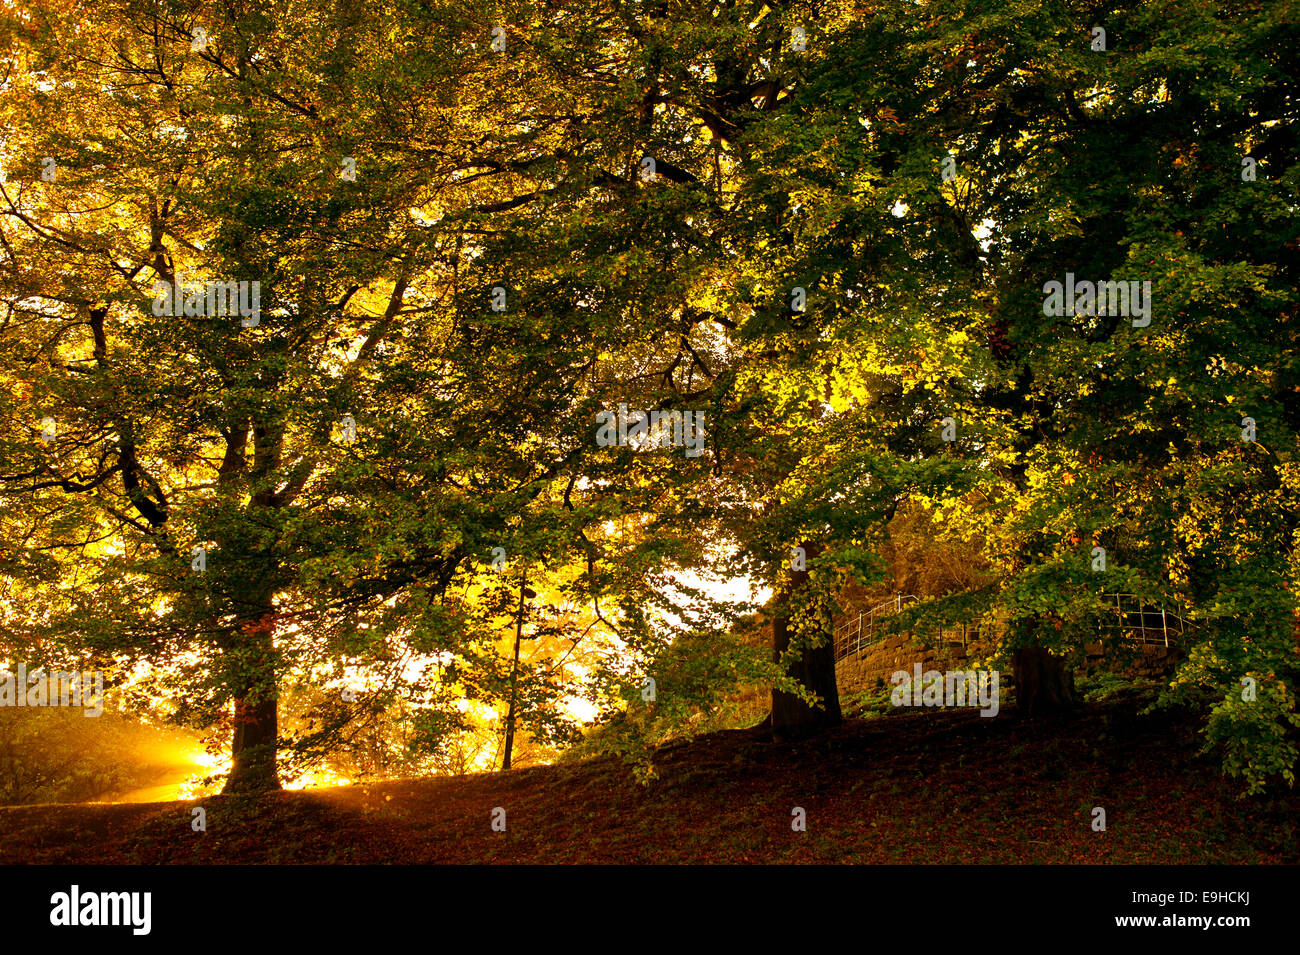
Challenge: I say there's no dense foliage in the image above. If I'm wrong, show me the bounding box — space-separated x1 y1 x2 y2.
2 0 1296 794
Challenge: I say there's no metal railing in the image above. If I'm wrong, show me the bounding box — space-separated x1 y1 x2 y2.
832 594 916 661
1099 592 1188 647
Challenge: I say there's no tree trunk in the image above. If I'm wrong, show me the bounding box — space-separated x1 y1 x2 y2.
501 569 527 771
221 606 281 794
771 541 842 742
1012 641 1078 718
223 691 280 793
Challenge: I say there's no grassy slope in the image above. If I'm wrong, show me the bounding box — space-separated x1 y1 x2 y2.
1 690 1295 864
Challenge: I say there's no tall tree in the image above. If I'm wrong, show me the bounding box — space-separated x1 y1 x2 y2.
699 0 1300 788
0 0 715 790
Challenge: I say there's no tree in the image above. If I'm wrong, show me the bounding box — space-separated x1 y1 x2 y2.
0 0 715 791
3 0 1296 798
702 0 1300 786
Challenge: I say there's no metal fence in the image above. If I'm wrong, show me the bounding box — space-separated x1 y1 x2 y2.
1099 592 1188 647
832 594 916 661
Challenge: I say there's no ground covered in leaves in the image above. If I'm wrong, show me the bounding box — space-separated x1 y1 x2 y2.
2 691 1296 864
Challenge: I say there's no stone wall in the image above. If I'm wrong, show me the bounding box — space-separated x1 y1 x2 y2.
1080 640 1182 681
835 630 1181 698
836 630 995 695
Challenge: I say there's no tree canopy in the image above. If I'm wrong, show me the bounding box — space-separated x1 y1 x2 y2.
2 0 1297 796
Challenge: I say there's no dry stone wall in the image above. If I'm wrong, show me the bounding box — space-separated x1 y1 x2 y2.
835 628 1182 698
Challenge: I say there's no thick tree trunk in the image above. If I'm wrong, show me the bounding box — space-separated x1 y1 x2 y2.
218 418 285 794
771 541 842 742
1012 642 1078 718
221 605 282 794
223 692 280 793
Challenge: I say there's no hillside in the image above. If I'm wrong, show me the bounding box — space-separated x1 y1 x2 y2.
2 691 1295 865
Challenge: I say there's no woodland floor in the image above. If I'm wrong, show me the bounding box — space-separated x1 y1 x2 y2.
2 689 1296 864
